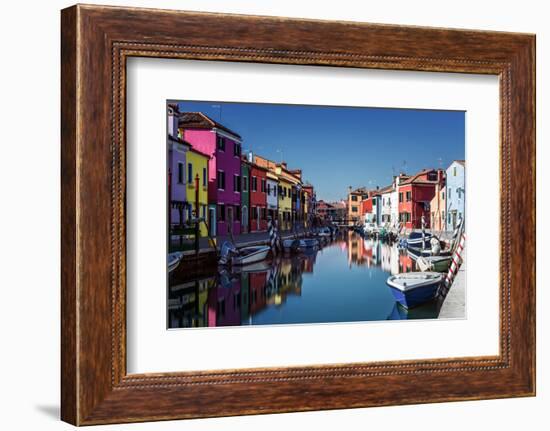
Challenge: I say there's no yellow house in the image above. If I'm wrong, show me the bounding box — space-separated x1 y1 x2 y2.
186 148 210 237
276 172 293 231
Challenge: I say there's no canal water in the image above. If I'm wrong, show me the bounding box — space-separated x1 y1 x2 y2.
168 231 443 329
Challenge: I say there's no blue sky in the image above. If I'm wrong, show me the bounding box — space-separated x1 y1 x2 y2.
177 100 465 202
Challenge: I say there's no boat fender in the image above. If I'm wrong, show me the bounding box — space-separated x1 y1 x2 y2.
430 237 441 256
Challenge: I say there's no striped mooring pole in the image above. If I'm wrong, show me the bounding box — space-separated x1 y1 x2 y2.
445 231 466 288
268 217 278 254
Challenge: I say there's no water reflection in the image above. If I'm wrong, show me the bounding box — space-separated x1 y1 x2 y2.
168 231 442 329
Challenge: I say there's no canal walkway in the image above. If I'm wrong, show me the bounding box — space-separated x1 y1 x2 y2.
171 226 313 253
439 249 466 319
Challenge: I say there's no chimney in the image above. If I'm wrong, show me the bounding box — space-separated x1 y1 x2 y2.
167 104 179 137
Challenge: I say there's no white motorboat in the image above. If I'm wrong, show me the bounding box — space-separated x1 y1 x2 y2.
231 245 271 266
386 272 443 308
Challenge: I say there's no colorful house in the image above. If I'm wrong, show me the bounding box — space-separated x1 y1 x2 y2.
185 147 210 237
398 169 444 230
446 160 465 230
379 184 394 226
302 184 315 226
430 172 447 232
179 112 243 237
240 158 251 233
167 134 190 229
254 155 279 223
277 174 293 230
347 187 369 223
249 163 268 232
266 170 279 223
360 190 381 226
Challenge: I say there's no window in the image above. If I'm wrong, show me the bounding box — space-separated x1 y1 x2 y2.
352 206 358 213
251 206 256 219
177 162 184 184
351 195 358 201
202 167 207 187
217 170 225 190
201 205 206 219
448 188 452 199
261 179 266 193
252 176 257 192
235 205 241 220
217 136 225 151
187 163 193 185
428 172 437 181
243 176 248 192
442 211 445 222
218 204 225 221
399 192 403 203
233 174 241 192
458 189 461 199
406 191 412 202
441 191 445 200
453 166 457 176
233 142 241 157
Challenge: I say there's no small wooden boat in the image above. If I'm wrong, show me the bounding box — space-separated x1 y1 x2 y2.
282 238 301 253
231 245 271 266
405 231 433 248
168 251 184 273
415 255 452 272
407 246 451 259
300 238 319 248
386 272 443 308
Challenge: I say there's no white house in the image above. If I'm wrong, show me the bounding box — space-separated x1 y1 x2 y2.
379 185 393 226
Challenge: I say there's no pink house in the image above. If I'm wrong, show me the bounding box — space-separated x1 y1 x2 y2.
179 112 243 236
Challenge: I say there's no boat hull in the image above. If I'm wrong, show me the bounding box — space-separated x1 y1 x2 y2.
388 284 440 309
231 246 270 266
386 272 443 309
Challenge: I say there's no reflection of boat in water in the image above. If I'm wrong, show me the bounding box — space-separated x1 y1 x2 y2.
386 272 443 308
231 259 272 273
168 251 183 273
387 300 442 320
283 238 319 253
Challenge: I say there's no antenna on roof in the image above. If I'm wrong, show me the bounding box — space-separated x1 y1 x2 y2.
211 104 222 122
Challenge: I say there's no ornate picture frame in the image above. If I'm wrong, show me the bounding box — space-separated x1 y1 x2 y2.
61 4 535 425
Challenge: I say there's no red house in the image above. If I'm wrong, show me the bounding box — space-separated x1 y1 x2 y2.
398 169 444 230
249 164 268 232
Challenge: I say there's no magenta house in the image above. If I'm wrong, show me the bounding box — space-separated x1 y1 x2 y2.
179 112 242 236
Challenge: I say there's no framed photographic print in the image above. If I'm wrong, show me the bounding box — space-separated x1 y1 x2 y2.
61 4 535 425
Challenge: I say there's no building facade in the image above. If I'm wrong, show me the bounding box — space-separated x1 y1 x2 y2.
179 112 243 237
240 158 250 233
185 147 210 237
430 173 447 232
266 171 279 224
249 163 268 232
446 160 466 230
167 134 190 228
348 187 369 223
398 169 444 230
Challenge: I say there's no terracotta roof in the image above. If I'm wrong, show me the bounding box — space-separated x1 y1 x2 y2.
178 112 242 139
167 134 191 147
400 169 440 185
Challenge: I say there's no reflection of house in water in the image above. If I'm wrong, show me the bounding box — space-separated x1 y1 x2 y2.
208 274 242 327
168 276 215 328
380 243 400 275
249 271 268 314
347 231 383 268
398 252 414 273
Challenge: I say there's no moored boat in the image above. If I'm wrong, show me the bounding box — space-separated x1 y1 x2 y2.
415 255 452 272
407 245 451 259
403 231 433 248
231 245 271 266
168 251 184 273
386 271 443 308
